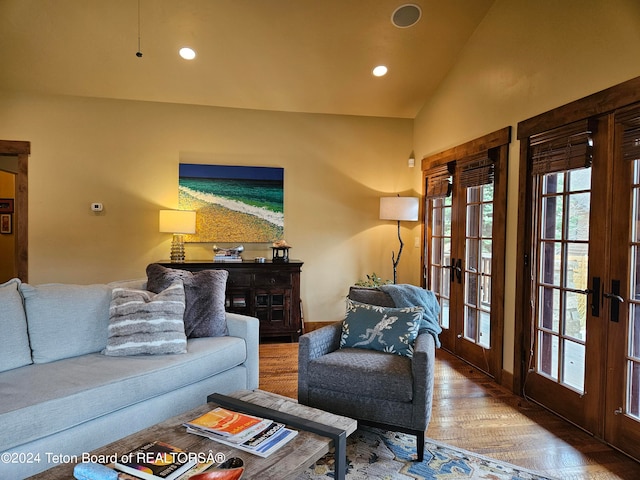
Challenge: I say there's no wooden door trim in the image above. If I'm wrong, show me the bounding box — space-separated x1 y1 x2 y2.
0 140 29 282
517 76 640 140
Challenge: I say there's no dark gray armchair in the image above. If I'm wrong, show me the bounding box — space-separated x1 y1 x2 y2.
298 287 436 461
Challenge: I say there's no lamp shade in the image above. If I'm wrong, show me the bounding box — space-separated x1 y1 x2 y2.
379 197 419 221
159 210 196 234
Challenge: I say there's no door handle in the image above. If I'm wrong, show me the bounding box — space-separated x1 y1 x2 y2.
455 258 462 284
444 258 456 283
582 276 600 317
603 292 624 303
604 279 623 323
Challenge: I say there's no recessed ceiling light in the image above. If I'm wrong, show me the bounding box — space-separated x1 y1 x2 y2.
179 47 196 60
372 65 388 77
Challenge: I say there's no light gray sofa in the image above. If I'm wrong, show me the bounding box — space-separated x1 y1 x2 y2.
0 278 259 479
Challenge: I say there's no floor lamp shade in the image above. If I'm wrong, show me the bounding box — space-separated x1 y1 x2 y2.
159 210 196 263
379 196 419 221
379 197 419 284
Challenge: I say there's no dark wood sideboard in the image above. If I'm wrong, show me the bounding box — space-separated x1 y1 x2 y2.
158 260 303 342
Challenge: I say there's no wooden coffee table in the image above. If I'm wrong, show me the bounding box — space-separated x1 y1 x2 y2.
27 389 357 480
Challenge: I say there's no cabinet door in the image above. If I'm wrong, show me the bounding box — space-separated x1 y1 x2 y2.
254 288 291 331
225 288 252 316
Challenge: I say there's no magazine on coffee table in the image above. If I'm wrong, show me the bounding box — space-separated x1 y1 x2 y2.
185 408 297 458
187 423 297 458
184 407 269 438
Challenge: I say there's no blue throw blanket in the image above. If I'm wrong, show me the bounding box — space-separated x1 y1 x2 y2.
380 284 442 348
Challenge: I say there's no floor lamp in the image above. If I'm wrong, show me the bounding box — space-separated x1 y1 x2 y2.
159 210 196 263
380 196 419 284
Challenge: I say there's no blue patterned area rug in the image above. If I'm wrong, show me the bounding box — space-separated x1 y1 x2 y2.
295 427 556 480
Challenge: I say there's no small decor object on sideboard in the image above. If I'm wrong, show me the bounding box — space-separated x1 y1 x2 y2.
213 244 244 262
271 239 291 263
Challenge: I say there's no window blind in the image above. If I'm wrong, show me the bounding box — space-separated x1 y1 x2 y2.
424 163 452 199
529 119 594 175
616 107 640 162
458 153 494 188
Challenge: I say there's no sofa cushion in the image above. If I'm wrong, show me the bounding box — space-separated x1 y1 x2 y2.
340 299 422 358
20 282 113 363
307 347 414 402
103 282 187 356
0 335 248 453
146 263 229 338
0 278 32 372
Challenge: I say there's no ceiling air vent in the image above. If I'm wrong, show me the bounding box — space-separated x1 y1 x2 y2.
391 4 422 28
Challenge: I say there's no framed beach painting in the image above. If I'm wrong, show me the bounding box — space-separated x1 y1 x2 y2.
178 164 284 243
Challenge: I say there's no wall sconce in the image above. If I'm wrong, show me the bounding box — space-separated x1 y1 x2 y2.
380 196 419 284
159 210 196 263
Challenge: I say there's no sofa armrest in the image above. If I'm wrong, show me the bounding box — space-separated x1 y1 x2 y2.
411 332 436 428
297 322 342 404
226 312 260 390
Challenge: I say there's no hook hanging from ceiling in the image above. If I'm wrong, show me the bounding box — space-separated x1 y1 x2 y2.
136 0 143 58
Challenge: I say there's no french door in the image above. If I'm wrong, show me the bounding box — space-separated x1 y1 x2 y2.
603 107 640 456
519 101 640 459
423 128 509 379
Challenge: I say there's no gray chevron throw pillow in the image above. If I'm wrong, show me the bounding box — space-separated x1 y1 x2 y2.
103 281 187 356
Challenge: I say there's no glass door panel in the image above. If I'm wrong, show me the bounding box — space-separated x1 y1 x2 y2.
535 167 591 394
430 196 452 332
629 162 640 420
536 168 591 393
463 184 492 349
521 158 600 431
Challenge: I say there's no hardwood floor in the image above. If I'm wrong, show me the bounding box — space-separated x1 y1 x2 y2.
258 342 640 479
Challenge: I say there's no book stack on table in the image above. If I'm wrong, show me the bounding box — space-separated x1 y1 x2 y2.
112 441 198 480
184 407 298 458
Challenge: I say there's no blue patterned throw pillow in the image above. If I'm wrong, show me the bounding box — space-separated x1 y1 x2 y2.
340 299 423 357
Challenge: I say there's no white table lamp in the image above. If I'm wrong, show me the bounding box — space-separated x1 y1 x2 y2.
159 210 196 263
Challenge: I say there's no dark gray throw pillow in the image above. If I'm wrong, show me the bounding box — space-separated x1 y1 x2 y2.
146 263 229 338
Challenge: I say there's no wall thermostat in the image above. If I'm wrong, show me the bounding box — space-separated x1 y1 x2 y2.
91 202 103 212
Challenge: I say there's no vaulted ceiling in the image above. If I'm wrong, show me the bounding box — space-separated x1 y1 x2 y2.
0 0 495 118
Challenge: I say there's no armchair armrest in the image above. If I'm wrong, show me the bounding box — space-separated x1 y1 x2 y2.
226 312 260 390
297 322 342 404
300 322 342 359
410 332 436 428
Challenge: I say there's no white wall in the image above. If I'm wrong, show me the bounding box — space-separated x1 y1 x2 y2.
414 0 640 373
